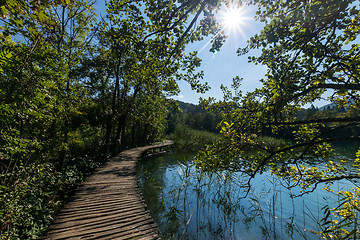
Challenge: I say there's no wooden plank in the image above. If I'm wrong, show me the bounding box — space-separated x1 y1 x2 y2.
61 198 144 212
47 212 154 235
48 208 147 230
45 213 155 239
55 202 144 219
51 204 147 223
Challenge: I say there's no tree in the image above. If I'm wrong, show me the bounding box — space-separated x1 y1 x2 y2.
0 0 237 238
0 0 97 169
85 0 226 155
198 0 360 238
0 0 99 238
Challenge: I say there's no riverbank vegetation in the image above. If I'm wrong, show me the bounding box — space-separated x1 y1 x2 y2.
165 101 221 151
167 125 220 152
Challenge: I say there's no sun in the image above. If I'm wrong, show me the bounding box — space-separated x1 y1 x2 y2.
197 2 252 54
218 3 248 35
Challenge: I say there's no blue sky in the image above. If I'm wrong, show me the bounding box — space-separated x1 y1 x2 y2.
175 4 267 105
172 4 331 108
95 1 267 105
94 1 329 108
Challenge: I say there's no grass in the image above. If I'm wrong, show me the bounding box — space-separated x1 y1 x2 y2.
167 125 220 152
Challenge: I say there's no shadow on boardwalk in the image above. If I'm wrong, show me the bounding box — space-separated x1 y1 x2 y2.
40 140 173 240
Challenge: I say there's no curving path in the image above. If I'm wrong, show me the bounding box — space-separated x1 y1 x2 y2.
40 140 173 240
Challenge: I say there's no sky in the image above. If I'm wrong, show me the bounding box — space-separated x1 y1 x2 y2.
175 4 267 105
94 1 329 108
95 1 268 105
170 4 332 108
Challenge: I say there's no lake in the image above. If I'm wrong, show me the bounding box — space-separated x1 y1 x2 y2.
137 145 359 239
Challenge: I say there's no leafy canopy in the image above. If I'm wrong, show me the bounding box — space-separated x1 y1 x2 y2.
198 0 360 238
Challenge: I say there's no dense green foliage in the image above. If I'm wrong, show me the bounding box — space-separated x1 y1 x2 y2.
167 100 221 134
198 0 360 238
0 0 227 238
165 100 221 151
1 1 102 237
167 124 220 152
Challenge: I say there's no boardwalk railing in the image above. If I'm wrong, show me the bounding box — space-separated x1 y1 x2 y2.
40 140 174 240
141 141 173 158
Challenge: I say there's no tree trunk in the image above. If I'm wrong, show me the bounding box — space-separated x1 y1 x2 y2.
143 124 148 145
131 124 136 147
103 118 112 158
114 115 127 155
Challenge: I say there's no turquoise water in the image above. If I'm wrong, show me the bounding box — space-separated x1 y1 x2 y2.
137 149 358 240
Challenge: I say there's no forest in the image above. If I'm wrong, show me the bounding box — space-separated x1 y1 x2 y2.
1 0 360 239
0 0 216 238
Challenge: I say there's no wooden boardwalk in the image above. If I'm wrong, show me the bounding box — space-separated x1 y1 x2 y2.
40 140 173 240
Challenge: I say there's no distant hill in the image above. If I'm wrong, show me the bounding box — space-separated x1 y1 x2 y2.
176 100 205 113
319 103 337 111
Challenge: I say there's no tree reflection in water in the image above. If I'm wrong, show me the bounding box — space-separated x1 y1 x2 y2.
138 153 352 240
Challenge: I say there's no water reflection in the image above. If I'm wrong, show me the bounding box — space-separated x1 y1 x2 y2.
137 151 357 239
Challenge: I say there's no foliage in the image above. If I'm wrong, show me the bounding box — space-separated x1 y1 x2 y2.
0 1 101 237
126 93 169 147
198 0 360 238
167 125 220 152
0 0 231 238
1 163 84 239
319 187 360 239
166 100 221 134
78 0 226 155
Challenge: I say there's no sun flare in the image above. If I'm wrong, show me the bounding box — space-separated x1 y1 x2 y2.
198 2 252 54
218 3 249 35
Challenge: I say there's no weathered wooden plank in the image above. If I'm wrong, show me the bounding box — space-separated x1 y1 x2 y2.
39 140 173 240
53 203 144 220
50 205 147 224
45 214 155 239
103 226 160 240
60 198 144 212
68 192 139 200
82 224 160 240
71 187 142 197
46 211 154 235
47 208 147 231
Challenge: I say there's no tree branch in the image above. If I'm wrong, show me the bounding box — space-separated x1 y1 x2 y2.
296 174 360 197
274 117 360 126
165 1 207 65
291 83 360 101
141 1 197 43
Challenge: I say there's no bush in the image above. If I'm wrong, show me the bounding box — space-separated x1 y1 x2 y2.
0 126 104 239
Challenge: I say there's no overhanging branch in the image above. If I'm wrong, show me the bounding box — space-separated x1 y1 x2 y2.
291 83 360 101
165 1 207 65
274 117 360 126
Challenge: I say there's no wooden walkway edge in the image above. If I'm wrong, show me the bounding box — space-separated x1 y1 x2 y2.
40 140 174 240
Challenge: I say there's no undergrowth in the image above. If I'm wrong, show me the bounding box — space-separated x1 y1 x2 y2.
0 138 104 239
167 125 219 152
